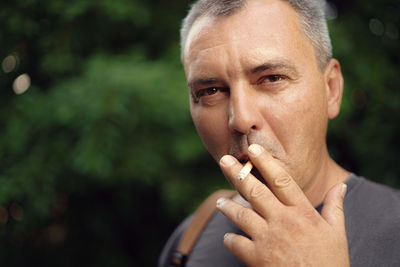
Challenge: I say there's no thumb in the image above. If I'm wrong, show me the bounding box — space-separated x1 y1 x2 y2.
321 183 347 234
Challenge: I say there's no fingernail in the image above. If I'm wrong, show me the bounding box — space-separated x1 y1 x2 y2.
248 144 263 157
216 197 227 208
341 183 347 198
224 233 231 240
220 155 235 167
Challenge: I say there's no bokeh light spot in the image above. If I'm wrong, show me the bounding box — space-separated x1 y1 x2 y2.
10 203 24 221
46 224 67 244
1 55 18 73
13 73 31 95
369 18 385 36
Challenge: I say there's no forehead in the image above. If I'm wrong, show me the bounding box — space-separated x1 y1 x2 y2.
184 0 317 74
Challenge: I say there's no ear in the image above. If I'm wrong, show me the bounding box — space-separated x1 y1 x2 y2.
324 59 344 120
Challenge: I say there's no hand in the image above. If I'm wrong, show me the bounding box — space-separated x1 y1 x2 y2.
216 144 349 267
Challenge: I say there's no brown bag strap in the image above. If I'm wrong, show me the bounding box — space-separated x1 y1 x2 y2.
171 189 236 267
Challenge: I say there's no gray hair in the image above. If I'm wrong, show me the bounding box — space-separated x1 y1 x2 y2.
180 0 332 70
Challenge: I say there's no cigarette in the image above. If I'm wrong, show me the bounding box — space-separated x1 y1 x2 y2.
237 161 253 181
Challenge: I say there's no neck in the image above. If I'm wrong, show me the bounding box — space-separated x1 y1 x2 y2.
303 146 350 207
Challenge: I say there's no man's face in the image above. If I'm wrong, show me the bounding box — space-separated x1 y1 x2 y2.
184 0 337 186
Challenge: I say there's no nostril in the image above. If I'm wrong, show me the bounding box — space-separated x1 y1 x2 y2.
251 125 256 129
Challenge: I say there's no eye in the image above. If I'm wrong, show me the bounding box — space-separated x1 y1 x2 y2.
193 87 228 103
204 87 219 96
267 75 283 82
258 75 285 84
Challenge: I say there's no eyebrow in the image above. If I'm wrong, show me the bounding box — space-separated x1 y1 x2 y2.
187 78 223 91
187 60 299 90
250 61 299 76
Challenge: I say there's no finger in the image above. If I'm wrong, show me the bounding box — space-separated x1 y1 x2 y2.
219 155 282 218
216 197 267 238
248 144 311 207
224 233 256 266
321 183 347 234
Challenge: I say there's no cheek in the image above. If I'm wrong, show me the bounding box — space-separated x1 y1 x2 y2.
191 107 230 160
265 82 328 155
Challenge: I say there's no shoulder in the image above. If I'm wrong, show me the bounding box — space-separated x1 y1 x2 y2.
187 211 245 267
344 175 400 266
158 210 245 267
344 175 400 216
158 214 193 267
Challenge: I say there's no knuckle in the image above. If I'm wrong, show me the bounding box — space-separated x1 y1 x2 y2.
273 171 292 188
301 209 320 227
236 207 252 222
249 183 268 200
279 207 319 229
325 202 345 219
335 202 344 214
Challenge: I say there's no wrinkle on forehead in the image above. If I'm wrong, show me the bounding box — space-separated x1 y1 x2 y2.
184 0 306 60
184 0 316 79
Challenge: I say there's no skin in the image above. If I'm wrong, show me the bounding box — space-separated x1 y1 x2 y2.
218 145 349 266
183 0 350 265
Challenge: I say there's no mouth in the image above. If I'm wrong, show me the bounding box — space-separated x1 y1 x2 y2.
235 154 263 181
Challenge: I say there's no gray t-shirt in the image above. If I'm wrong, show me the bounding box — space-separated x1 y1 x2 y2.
159 174 400 267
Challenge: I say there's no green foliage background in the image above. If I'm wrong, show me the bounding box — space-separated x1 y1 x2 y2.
0 0 399 266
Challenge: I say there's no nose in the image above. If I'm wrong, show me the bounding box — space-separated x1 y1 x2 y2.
228 84 262 135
